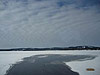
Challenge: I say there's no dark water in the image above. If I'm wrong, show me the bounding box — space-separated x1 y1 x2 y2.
6 54 96 75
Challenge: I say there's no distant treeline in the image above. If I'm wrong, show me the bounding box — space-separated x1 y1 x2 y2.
0 46 100 51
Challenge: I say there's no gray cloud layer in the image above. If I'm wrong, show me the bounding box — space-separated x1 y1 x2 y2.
0 0 100 48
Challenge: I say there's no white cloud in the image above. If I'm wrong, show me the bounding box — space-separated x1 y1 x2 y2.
0 0 100 48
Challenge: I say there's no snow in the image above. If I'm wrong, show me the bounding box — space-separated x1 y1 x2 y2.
66 51 100 75
0 50 100 75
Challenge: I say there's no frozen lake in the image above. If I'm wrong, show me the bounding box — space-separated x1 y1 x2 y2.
0 50 100 75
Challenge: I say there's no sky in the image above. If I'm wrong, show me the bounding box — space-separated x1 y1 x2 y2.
0 0 100 48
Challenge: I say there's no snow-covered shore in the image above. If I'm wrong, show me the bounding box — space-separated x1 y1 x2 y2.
66 51 100 75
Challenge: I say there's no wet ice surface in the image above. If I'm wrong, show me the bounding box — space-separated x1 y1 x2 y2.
6 54 96 75
0 51 100 75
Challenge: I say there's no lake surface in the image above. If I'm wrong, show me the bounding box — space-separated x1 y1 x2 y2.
0 51 100 75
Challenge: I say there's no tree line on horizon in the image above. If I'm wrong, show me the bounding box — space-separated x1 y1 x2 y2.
0 46 100 51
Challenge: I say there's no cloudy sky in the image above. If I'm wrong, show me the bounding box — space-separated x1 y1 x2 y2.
0 0 100 48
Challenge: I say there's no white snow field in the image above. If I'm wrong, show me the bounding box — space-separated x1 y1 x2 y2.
0 50 100 75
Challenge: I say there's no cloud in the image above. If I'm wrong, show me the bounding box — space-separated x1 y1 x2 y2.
0 0 100 48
